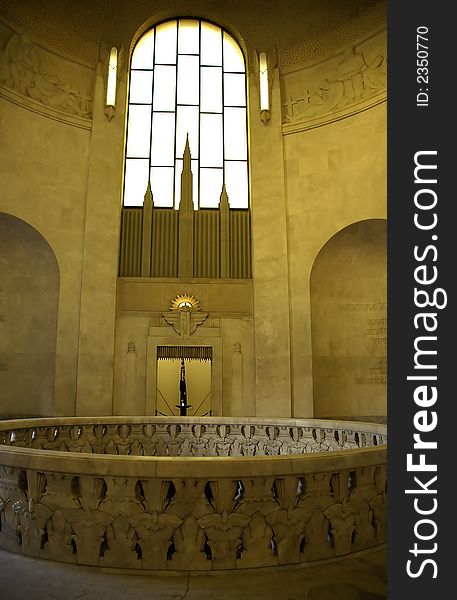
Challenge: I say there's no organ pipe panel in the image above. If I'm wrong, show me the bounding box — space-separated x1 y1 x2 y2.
119 207 250 278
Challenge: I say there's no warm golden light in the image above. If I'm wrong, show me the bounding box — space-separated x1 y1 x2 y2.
259 51 269 111
124 19 248 207
106 47 118 107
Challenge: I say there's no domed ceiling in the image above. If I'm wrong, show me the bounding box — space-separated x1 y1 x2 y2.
0 0 386 70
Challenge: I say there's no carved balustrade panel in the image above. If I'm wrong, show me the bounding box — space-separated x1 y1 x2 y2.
1 418 386 457
0 417 386 572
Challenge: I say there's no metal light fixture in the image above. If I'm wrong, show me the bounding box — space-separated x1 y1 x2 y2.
257 49 276 125
105 46 118 120
259 52 269 114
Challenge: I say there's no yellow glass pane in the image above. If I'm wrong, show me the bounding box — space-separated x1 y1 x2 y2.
126 105 151 157
178 19 199 54
150 167 174 207
224 107 247 160
131 29 154 69
177 55 199 105
129 70 153 104
224 161 248 208
201 67 222 112
223 73 246 107
151 112 175 166
201 22 222 66
223 32 245 72
200 168 223 207
155 21 177 64
153 66 176 111
124 159 149 206
200 113 223 167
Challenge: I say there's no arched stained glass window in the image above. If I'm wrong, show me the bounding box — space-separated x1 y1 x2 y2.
124 19 248 209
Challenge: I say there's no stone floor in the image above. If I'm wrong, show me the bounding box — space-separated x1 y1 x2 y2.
0 547 386 600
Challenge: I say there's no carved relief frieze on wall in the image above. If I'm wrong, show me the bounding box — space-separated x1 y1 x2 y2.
281 29 386 134
1 421 387 457
0 25 94 128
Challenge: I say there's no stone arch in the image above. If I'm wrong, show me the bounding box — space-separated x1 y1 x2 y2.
0 212 59 417
310 219 386 420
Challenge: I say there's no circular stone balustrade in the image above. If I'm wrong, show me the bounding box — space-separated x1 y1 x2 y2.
0 416 387 573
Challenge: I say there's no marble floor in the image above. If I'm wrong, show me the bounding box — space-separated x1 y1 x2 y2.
0 547 386 600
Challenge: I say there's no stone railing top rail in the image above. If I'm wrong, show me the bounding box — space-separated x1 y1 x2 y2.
0 417 387 479
0 415 388 433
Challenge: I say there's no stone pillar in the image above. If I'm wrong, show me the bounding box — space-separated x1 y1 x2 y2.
231 343 244 416
122 341 138 415
76 51 127 415
249 66 292 417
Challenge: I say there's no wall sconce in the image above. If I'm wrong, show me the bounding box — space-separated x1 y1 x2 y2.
105 46 118 120
259 52 269 122
255 49 276 125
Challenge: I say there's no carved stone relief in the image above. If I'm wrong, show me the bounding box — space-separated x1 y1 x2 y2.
0 31 93 119
162 294 208 337
281 30 386 132
2 420 385 457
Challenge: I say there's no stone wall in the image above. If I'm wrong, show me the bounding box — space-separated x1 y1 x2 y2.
0 22 94 416
283 103 387 417
247 30 386 418
0 14 387 420
0 21 126 417
0 215 59 417
311 220 387 417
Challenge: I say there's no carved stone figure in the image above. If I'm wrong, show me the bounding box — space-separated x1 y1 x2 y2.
129 511 183 569
301 508 332 560
102 513 139 568
197 511 250 568
89 425 107 454
0 495 10 533
0 33 93 118
237 512 276 568
169 515 208 570
63 507 113 565
166 479 211 519
12 498 52 556
369 493 387 541
215 425 233 456
239 425 258 456
112 424 132 455
267 506 310 564
191 424 208 456
282 40 386 125
324 502 357 556
100 478 143 515
66 425 92 453
138 424 158 456
236 478 278 516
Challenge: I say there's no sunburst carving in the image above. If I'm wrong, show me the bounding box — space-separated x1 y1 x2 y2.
164 294 207 337
170 294 200 312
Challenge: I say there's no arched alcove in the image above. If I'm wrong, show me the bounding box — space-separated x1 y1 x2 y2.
0 213 59 417
310 219 386 420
